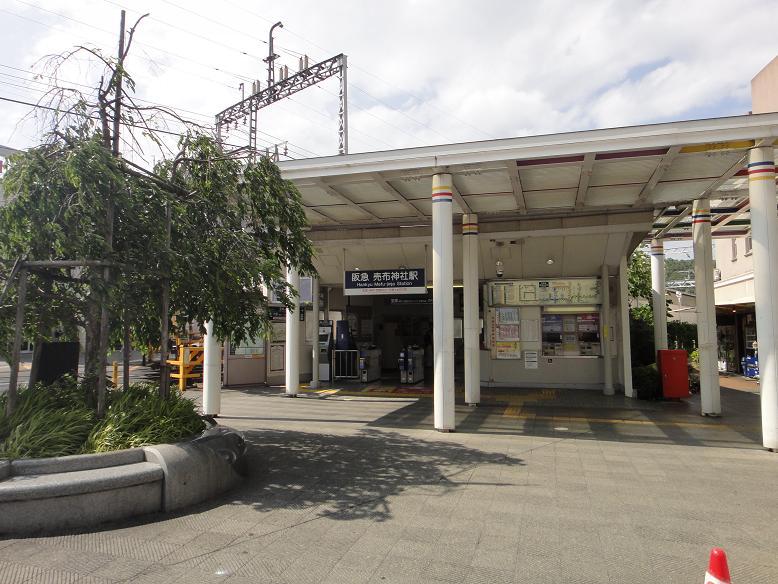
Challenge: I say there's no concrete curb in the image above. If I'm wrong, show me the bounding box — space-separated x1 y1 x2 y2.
0 425 245 535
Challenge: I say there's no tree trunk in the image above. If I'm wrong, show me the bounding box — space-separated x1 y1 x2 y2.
6 269 28 417
82 291 102 406
123 310 131 389
27 336 44 389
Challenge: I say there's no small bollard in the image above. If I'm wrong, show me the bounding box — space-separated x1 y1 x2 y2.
112 361 118 387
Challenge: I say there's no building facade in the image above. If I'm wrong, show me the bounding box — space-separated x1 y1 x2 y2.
712 57 778 376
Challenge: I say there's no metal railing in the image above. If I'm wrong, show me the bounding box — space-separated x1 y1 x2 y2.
333 349 359 380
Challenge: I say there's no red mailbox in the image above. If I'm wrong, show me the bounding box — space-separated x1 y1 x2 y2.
657 349 690 399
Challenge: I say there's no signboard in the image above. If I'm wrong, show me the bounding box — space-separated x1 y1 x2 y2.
495 341 521 359
344 268 426 295
524 350 538 369
489 278 601 306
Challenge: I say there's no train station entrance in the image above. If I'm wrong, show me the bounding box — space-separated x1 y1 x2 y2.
208 112 778 442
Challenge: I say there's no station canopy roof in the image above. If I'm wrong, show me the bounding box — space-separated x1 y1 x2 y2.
278 113 778 284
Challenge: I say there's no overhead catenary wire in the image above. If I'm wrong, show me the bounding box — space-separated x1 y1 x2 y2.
119 0 446 146
217 0 495 141
7 1 254 85
99 0 267 62
0 95 293 157
7 1 443 155
0 64 320 158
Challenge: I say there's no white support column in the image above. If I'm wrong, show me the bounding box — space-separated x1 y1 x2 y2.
310 277 320 390
202 320 221 416
748 147 778 448
650 238 668 352
601 264 614 395
618 255 634 398
432 174 455 431
462 214 480 406
285 266 300 397
692 198 721 416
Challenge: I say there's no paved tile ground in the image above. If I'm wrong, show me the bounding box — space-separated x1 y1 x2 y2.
2 379 778 583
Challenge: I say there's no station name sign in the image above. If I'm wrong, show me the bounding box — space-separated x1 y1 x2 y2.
344 268 426 296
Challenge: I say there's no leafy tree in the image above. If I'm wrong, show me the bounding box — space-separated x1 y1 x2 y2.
0 13 314 415
665 257 694 284
628 248 652 303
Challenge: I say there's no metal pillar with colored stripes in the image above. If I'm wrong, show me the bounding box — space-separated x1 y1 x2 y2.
462 214 480 406
748 147 778 449
650 239 668 352
692 198 721 416
432 174 455 431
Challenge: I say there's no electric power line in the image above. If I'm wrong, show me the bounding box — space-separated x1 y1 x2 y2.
0 63 320 157
217 0 495 141
0 94 294 157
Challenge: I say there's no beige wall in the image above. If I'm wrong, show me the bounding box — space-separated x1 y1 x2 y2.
752 56 778 114
715 236 754 281
714 236 755 306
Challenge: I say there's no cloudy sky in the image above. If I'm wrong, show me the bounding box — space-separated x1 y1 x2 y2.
1 0 777 165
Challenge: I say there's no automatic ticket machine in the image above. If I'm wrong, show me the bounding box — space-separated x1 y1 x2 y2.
318 320 333 382
398 345 424 384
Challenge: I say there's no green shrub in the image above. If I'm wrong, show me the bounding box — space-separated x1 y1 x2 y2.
0 380 205 459
0 376 86 442
85 383 206 452
688 348 700 369
632 363 661 399
0 406 95 459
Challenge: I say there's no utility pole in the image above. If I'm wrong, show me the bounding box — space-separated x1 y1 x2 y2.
96 9 125 416
216 22 349 157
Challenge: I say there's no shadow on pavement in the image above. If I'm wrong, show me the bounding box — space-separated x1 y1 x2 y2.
364 390 764 449
227 427 525 522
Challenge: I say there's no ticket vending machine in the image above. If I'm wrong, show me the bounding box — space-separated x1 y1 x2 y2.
318 321 332 382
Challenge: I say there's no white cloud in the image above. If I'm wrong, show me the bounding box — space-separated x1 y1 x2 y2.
1 0 776 163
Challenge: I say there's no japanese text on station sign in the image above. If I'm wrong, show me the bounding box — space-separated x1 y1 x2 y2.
344 268 426 295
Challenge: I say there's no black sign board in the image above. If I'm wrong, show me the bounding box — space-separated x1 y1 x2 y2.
344 268 426 295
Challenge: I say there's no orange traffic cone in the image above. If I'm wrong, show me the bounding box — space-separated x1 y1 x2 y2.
705 548 731 584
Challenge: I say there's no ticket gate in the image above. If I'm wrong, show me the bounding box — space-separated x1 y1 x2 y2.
398 346 424 384
359 348 382 382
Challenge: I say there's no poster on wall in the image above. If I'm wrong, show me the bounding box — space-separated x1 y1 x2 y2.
269 344 284 372
271 322 286 342
496 307 519 324
503 283 521 305
495 341 521 359
488 278 601 306
496 324 520 342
